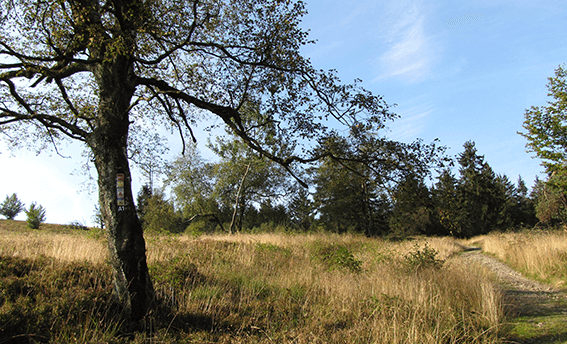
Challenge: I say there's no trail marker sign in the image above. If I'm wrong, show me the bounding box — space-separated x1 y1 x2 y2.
116 174 125 208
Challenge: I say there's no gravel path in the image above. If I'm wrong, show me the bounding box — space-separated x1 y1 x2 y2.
459 248 567 317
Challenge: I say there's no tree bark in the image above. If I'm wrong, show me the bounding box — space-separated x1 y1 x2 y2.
92 142 154 322
88 54 154 322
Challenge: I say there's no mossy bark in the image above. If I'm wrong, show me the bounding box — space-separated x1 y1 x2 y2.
88 53 154 322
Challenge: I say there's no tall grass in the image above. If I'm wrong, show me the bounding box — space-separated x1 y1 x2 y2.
0 220 505 343
473 229 567 288
0 222 107 263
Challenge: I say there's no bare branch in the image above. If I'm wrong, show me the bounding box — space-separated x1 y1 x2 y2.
0 79 89 141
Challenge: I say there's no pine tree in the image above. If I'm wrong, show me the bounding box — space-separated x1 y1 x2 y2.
432 169 459 236
0 193 25 220
514 176 537 227
453 141 508 237
136 185 153 226
25 202 46 229
389 173 435 237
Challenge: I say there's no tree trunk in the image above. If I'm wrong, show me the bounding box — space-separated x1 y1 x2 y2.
88 54 154 323
229 162 251 234
93 143 154 322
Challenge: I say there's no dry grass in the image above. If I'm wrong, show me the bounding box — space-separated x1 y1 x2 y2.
0 220 506 343
470 229 567 288
0 220 107 263
147 232 504 343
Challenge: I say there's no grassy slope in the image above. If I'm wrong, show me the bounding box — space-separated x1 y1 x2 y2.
0 219 510 343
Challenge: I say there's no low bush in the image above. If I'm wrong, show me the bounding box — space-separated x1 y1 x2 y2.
403 242 444 272
312 243 363 273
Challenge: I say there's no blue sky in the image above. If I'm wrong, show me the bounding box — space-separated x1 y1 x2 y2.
1 0 566 225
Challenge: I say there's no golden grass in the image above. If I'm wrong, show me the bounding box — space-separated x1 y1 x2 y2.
470 230 567 288
0 221 506 343
0 220 107 263
147 233 504 343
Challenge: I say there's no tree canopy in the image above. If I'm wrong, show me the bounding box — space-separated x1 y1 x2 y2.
520 64 567 174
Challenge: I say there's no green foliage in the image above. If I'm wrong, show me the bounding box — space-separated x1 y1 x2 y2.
166 144 222 221
168 139 295 233
184 220 214 237
432 169 459 235
389 173 436 237
312 130 446 237
520 64 567 174
136 184 153 224
66 220 89 231
515 176 538 227
403 243 444 272
25 202 46 229
453 141 499 237
313 154 378 235
0 193 24 220
521 69 567 226
433 141 523 238
313 243 363 273
287 187 315 231
208 136 293 233
244 201 290 230
142 190 185 233
533 171 567 225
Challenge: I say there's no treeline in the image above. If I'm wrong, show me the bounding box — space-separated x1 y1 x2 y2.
134 64 567 239
135 138 538 239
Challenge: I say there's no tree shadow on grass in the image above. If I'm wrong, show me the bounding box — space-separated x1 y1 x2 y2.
504 289 567 344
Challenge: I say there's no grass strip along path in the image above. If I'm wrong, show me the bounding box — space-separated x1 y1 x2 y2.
460 245 567 344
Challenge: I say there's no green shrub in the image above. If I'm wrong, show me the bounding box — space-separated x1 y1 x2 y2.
0 193 24 220
403 242 444 272
314 243 362 273
66 220 89 231
25 202 46 229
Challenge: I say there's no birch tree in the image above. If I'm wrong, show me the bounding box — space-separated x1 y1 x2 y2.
0 0 393 321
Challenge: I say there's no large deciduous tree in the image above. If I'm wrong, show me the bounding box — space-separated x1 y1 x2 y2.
0 0 393 321
520 64 567 174
519 64 567 225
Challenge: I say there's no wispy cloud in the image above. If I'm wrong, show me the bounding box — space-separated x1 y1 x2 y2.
374 1 436 83
388 102 434 141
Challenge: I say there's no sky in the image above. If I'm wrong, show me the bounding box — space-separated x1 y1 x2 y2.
1 0 566 225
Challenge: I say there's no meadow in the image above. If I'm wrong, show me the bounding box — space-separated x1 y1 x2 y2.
1 220 565 343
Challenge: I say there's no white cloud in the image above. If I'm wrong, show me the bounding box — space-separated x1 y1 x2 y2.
388 102 434 141
374 1 436 83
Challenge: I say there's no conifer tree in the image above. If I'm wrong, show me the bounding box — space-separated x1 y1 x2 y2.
0 193 25 220
389 173 435 237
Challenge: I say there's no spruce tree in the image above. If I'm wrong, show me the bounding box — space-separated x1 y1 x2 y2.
0 193 25 220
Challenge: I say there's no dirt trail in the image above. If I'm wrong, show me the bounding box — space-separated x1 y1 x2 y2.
459 248 567 343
